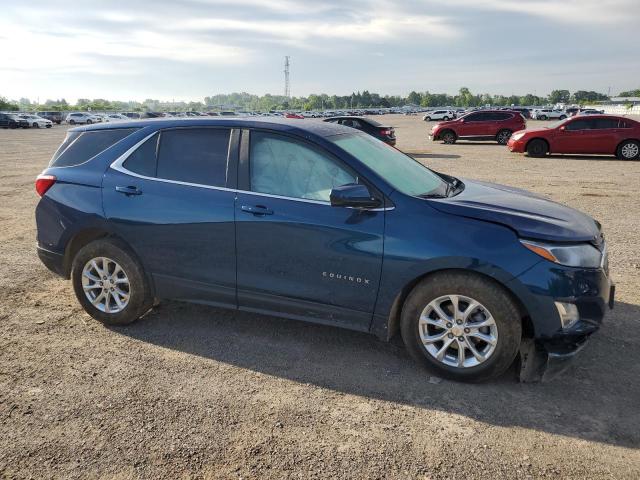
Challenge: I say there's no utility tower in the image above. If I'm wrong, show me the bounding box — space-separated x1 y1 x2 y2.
284 56 291 98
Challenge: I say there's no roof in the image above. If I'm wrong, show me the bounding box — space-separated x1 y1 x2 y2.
71 117 354 138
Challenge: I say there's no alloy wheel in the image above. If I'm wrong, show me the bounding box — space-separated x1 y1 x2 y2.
81 257 131 313
497 130 511 144
418 294 498 368
621 142 639 159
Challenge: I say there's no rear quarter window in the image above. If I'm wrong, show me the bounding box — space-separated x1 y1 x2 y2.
50 128 138 167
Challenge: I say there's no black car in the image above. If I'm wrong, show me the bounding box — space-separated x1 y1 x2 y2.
39 111 64 124
509 107 531 119
0 113 29 128
323 116 396 146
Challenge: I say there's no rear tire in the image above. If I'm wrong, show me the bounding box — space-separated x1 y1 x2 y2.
71 238 153 325
69 120 76 125
443 116 450 121
616 140 639 160
86 119 92 124
559 115 567 120
400 272 522 382
539 115 548 120
425 117 431 122
526 138 548 157
496 129 512 145
441 130 456 144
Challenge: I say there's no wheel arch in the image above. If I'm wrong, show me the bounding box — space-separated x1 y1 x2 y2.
384 268 534 343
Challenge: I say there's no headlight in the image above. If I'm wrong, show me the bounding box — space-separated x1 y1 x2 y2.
511 132 525 141
520 240 602 268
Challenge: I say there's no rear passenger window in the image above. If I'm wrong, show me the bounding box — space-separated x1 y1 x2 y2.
156 128 230 187
593 119 619 129
50 128 138 167
123 133 159 177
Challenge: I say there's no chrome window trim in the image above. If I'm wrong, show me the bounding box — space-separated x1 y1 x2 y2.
109 130 395 210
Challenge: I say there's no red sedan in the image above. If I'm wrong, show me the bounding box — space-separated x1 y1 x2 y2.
507 115 640 160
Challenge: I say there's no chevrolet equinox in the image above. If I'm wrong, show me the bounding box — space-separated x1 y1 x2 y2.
35 118 614 382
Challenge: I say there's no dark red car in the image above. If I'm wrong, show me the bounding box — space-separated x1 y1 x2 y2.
429 110 526 145
507 115 640 160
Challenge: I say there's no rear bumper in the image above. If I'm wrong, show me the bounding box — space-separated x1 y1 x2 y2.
37 246 66 278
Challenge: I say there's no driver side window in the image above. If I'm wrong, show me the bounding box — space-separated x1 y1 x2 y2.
249 131 356 202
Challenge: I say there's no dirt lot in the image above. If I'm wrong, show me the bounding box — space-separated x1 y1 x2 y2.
1 116 639 479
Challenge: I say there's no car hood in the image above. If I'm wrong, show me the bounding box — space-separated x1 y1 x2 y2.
428 179 601 243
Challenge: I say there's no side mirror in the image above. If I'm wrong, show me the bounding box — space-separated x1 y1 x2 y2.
330 184 381 209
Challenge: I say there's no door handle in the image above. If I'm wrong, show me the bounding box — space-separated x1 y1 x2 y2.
115 185 142 196
241 205 273 216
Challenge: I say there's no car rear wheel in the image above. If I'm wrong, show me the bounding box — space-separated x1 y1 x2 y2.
69 120 76 125
617 140 640 160
400 272 522 382
71 238 153 325
425 117 431 121
539 115 548 120
496 129 512 145
559 115 567 120
526 139 548 157
441 130 456 144
86 119 92 124
443 116 450 120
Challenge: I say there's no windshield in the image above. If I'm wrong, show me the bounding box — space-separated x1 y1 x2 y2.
330 133 448 197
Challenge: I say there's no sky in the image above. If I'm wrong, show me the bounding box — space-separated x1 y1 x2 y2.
1 0 639 103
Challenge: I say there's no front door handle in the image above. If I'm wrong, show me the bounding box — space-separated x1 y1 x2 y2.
241 205 273 216
115 185 142 196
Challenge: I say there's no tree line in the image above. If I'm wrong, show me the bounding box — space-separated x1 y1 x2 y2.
0 87 629 113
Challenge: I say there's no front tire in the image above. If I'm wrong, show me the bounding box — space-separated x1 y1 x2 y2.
539 115 548 120
69 120 76 125
443 116 450 121
425 117 431 122
616 140 640 160
86 119 92 124
559 115 567 120
441 130 456 144
496 129 512 145
71 238 153 325
400 272 522 382
526 138 548 157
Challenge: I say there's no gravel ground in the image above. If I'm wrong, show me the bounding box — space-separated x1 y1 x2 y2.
1 116 639 479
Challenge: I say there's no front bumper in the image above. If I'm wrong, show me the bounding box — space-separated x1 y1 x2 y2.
507 137 526 152
511 261 614 381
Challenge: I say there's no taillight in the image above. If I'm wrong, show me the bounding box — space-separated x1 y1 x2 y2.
35 174 56 197
380 128 393 136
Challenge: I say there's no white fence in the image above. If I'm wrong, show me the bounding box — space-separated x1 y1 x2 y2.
586 104 640 115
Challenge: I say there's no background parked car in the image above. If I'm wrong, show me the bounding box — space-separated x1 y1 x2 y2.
430 110 526 145
507 115 640 160
531 109 568 120
578 109 605 116
19 114 53 128
38 111 63 124
423 110 456 121
509 107 532 119
323 116 396 146
66 112 101 125
0 113 27 128
104 113 130 122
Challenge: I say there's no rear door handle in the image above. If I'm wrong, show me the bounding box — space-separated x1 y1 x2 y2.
241 205 273 216
115 185 142 196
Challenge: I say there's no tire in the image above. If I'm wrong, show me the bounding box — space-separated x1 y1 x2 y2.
443 116 450 121
539 115 548 120
441 130 456 144
33 122 39 128
526 138 548 157
86 119 92 124
616 140 640 160
69 120 76 125
400 272 522 382
496 129 512 145
425 117 431 122
71 238 153 325
559 115 567 120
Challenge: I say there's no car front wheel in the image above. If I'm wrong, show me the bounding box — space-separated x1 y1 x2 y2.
526 139 548 157
401 272 522 382
71 238 153 325
617 140 640 160
441 130 456 144
33 122 39 128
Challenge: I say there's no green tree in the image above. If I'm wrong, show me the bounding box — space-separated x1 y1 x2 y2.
548 89 570 104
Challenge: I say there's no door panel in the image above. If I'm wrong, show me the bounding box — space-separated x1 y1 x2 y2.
235 193 384 330
103 170 237 305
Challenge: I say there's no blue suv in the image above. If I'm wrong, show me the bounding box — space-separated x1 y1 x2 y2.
35 118 614 382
